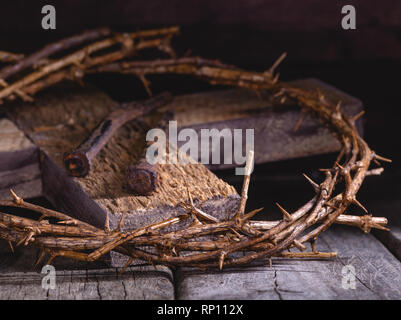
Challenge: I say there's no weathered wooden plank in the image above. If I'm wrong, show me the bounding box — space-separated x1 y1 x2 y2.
320 225 401 299
0 240 174 300
0 118 42 200
171 78 363 170
176 226 401 300
369 204 401 263
0 267 174 300
351 173 401 263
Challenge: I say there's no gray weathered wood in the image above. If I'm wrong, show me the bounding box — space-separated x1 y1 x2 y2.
363 175 401 264
0 267 174 300
176 226 401 300
171 78 363 170
0 240 174 300
0 118 42 200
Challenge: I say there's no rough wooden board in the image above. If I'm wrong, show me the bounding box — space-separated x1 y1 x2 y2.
0 240 174 300
171 78 363 170
362 174 401 263
0 267 174 300
0 118 42 200
175 226 401 300
375 226 401 263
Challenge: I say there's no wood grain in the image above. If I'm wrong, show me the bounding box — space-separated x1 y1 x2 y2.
0 118 42 200
176 226 401 300
0 240 174 300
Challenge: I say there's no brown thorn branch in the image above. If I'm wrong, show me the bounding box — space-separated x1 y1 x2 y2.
234 150 254 220
0 50 24 63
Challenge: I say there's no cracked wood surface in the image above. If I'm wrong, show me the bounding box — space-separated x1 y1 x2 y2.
175 226 401 300
0 118 42 200
0 240 174 300
363 172 401 265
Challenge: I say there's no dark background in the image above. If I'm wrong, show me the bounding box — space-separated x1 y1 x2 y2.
0 1 400 248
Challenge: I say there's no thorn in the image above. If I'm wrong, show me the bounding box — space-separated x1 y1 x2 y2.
293 110 306 132
279 96 286 104
335 101 342 113
372 224 390 232
171 246 177 256
374 153 392 163
373 159 381 166
332 101 342 120
242 207 264 222
8 241 14 253
104 211 110 233
219 251 226 270
16 235 26 247
317 88 324 102
326 202 339 211
117 211 127 231
351 110 365 122
276 203 293 222
335 161 345 171
352 198 369 214
9 189 23 204
310 238 317 253
34 251 46 267
293 240 306 251
272 73 280 84
46 254 56 266
24 231 35 246
266 52 287 76
120 257 135 275
273 88 285 99
302 173 320 192
268 258 273 268
229 228 242 238
189 218 203 227
138 74 152 97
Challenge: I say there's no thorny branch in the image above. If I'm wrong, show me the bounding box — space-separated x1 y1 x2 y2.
0 27 391 270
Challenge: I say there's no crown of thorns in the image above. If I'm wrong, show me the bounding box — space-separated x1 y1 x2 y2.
0 27 390 271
